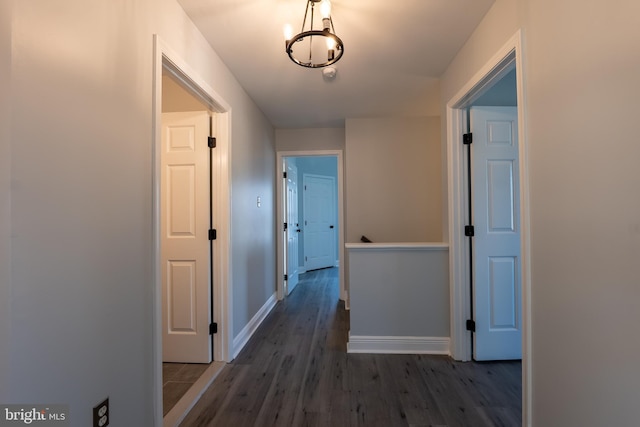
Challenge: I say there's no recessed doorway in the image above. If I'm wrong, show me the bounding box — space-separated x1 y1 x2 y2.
152 36 232 426
446 30 531 425
276 151 346 305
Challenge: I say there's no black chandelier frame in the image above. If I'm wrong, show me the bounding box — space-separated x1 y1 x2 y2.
285 0 344 68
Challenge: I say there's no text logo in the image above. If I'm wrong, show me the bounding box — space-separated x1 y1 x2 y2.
0 405 68 426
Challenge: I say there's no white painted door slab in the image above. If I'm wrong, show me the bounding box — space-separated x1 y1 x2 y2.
471 106 522 361
285 159 300 294
303 174 336 271
161 111 212 363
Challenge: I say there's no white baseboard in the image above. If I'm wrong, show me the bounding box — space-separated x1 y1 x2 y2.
231 292 277 359
347 334 450 355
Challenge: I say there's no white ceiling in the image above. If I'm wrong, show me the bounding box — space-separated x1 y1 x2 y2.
177 0 495 128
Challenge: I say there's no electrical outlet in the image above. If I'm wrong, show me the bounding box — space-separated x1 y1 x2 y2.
93 398 109 427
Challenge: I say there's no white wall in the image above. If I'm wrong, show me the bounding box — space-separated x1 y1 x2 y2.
0 0 12 403
440 0 520 104
275 127 345 152
442 0 640 425
345 117 442 243
5 0 275 425
524 1 640 425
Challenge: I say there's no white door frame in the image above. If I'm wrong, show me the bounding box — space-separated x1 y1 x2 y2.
446 30 531 426
152 35 233 425
276 150 346 303
284 158 300 294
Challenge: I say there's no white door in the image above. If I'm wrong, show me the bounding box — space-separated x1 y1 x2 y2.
161 111 212 363
470 106 522 361
285 160 300 294
303 174 336 271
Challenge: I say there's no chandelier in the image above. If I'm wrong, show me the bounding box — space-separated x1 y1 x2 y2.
284 0 344 68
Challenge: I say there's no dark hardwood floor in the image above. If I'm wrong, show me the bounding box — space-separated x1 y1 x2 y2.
180 267 521 427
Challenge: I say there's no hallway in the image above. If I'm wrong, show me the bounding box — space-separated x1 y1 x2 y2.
180 268 521 426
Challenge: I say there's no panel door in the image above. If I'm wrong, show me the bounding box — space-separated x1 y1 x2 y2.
285 160 300 294
161 111 212 363
471 106 522 361
303 174 336 271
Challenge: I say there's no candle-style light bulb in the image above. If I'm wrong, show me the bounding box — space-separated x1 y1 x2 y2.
284 24 293 42
326 36 336 50
319 0 332 19
320 0 332 31
326 36 336 61
283 24 293 50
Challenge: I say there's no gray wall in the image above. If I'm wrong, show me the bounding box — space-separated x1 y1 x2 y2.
3 0 275 424
345 117 442 243
231 107 275 339
442 0 640 424
0 0 11 402
349 247 449 337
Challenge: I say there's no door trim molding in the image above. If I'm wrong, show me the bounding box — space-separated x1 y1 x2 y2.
152 34 233 425
445 30 531 427
276 150 346 304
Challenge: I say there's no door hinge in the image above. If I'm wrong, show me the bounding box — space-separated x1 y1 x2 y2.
463 133 473 145
209 322 218 335
283 171 287 179
466 319 476 332
209 229 217 240
284 222 288 231
284 274 288 281
465 225 475 237
208 136 216 148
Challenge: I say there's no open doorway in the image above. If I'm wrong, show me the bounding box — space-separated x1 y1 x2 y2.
160 68 216 417
152 36 232 426
446 30 531 424
276 151 346 305
467 68 520 361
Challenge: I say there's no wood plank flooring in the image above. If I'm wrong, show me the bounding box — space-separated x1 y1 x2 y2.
180 267 521 427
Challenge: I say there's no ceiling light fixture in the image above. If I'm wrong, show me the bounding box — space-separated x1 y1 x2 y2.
284 0 344 68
